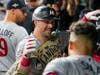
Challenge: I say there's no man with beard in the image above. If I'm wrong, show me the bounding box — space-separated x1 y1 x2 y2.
0 0 28 74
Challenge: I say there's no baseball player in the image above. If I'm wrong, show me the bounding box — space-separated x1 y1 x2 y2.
6 5 60 75
43 21 100 75
0 0 28 74
81 0 100 63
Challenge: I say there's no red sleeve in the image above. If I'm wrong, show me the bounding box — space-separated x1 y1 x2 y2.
20 56 31 67
81 16 91 22
93 54 100 63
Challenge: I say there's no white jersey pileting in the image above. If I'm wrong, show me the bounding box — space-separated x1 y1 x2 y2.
0 21 28 72
43 55 100 75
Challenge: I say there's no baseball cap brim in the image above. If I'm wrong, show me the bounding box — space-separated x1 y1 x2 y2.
32 15 60 21
21 6 29 12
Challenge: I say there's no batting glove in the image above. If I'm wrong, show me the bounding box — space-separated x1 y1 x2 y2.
20 38 37 67
82 10 100 22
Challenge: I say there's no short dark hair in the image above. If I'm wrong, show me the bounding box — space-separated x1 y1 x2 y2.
69 21 96 35
69 20 97 50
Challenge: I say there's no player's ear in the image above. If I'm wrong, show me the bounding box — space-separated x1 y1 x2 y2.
9 9 15 15
68 41 74 50
34 20 37 26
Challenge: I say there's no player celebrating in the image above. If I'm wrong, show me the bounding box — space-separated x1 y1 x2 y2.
43 21 100 75
6 5 60 75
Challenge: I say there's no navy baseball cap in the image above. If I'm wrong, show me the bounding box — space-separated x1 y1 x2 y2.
6 0 29 12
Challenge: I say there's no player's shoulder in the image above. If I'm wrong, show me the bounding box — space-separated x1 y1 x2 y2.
15 25 27 32
48 57 71 66
44 57 72 75
0 21 4 26
17 34 37 45
0 20 3 23
46 56 79 70
9 22 27 32
3 22 27 32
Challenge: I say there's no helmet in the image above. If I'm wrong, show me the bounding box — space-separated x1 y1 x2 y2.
32 5 59 21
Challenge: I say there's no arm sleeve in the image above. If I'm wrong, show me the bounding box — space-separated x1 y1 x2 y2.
16 39 27 60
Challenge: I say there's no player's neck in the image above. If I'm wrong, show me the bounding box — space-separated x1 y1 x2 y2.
4 16 16 23
33 32 47 43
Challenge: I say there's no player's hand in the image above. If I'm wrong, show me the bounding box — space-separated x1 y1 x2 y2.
23 38 37 58
20 38 37 67
82 10 100 22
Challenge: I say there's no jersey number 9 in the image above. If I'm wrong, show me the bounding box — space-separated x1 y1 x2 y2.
0 38 8 56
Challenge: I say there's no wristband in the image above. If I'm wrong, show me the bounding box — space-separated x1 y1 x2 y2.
93 54 100 63
20 56 31 67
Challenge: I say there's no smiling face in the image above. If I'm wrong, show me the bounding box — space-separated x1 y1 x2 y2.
34 20 55 38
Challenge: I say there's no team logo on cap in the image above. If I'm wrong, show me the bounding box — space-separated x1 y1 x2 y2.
12 3 19 8
42 11 48 15
50 10 55 15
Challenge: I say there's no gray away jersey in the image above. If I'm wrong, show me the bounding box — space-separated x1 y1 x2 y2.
16 34 43 75
0 21 28 72
43 55 100 75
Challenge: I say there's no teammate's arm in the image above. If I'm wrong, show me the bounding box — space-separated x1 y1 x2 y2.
15 38 38 75
81 10 100 22
16 39 27 60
